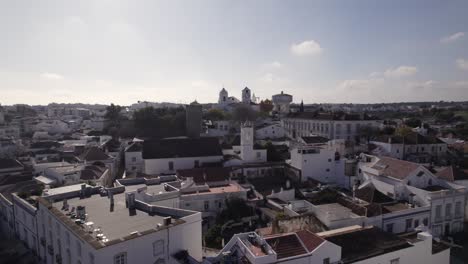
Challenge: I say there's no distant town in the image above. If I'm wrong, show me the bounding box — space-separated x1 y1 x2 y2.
1 86 468 264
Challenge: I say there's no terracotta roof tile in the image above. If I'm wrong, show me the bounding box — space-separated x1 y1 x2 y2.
372 157 420 180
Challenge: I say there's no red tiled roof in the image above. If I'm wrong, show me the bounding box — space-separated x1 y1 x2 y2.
436 166 468 182
295 230 324 252
80 147 110 161
372 157 420 180
177 167 229 184
265 233 307 259
436 166 454 182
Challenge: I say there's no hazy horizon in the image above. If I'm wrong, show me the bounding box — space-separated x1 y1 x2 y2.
1 0 468 105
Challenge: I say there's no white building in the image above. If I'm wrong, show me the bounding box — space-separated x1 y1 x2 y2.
124 142 144 174
272 91 293 115
283 112 379 142
142 137 224 175
320 226 450 264
207 230 341 264
255 122 285 140
35 119 71 134
289 137 345 184
241 87 252 104
370 132 448 163
0 124 21 139
238 122 267 163
2 183 204 264
358 154 466 237
208 226 449 264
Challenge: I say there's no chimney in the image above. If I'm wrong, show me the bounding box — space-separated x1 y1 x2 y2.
163 217 172 226
109 192 114 212
76 205 86 220
409 194 415 207
62 199 69 210
79 184 86 199
126 192 136 209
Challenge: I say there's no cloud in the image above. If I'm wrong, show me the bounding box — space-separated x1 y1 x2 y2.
440 32 465 44
264 61 282 69
383 66 418 78
337 78 385 91
454 81 468 87
191 80 210 88
40 72 64 80
260 73 276 82
406 80 436 90
290 40 322 56
456 58 468 71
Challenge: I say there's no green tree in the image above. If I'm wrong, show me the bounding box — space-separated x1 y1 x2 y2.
204 109 226 121
259 99 274 113
404 118 421 128
232 105 257 121
133 106 186 138
104 104 124 137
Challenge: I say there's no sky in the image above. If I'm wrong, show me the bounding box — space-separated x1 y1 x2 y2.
1 0 468 106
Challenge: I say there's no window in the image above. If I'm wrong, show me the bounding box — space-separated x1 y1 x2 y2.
405 219 413 231
256 152 261 158
423 218 429 226
335 124 341 134
168 161 174 171
153 240 164 256
455 201 462 217
328 158 332 162
89 253 95 264
66 232 70 245
428 179 432 185
76 240 82 256
114 252 127 264
386 223 394 233
204 201 209 210
446 204 452 219
194 160 199 168
323 258 330 264
414 219 419 228
435 205 442 220
390 258 400 264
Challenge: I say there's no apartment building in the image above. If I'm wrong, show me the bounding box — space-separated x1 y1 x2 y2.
282 112 379 142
